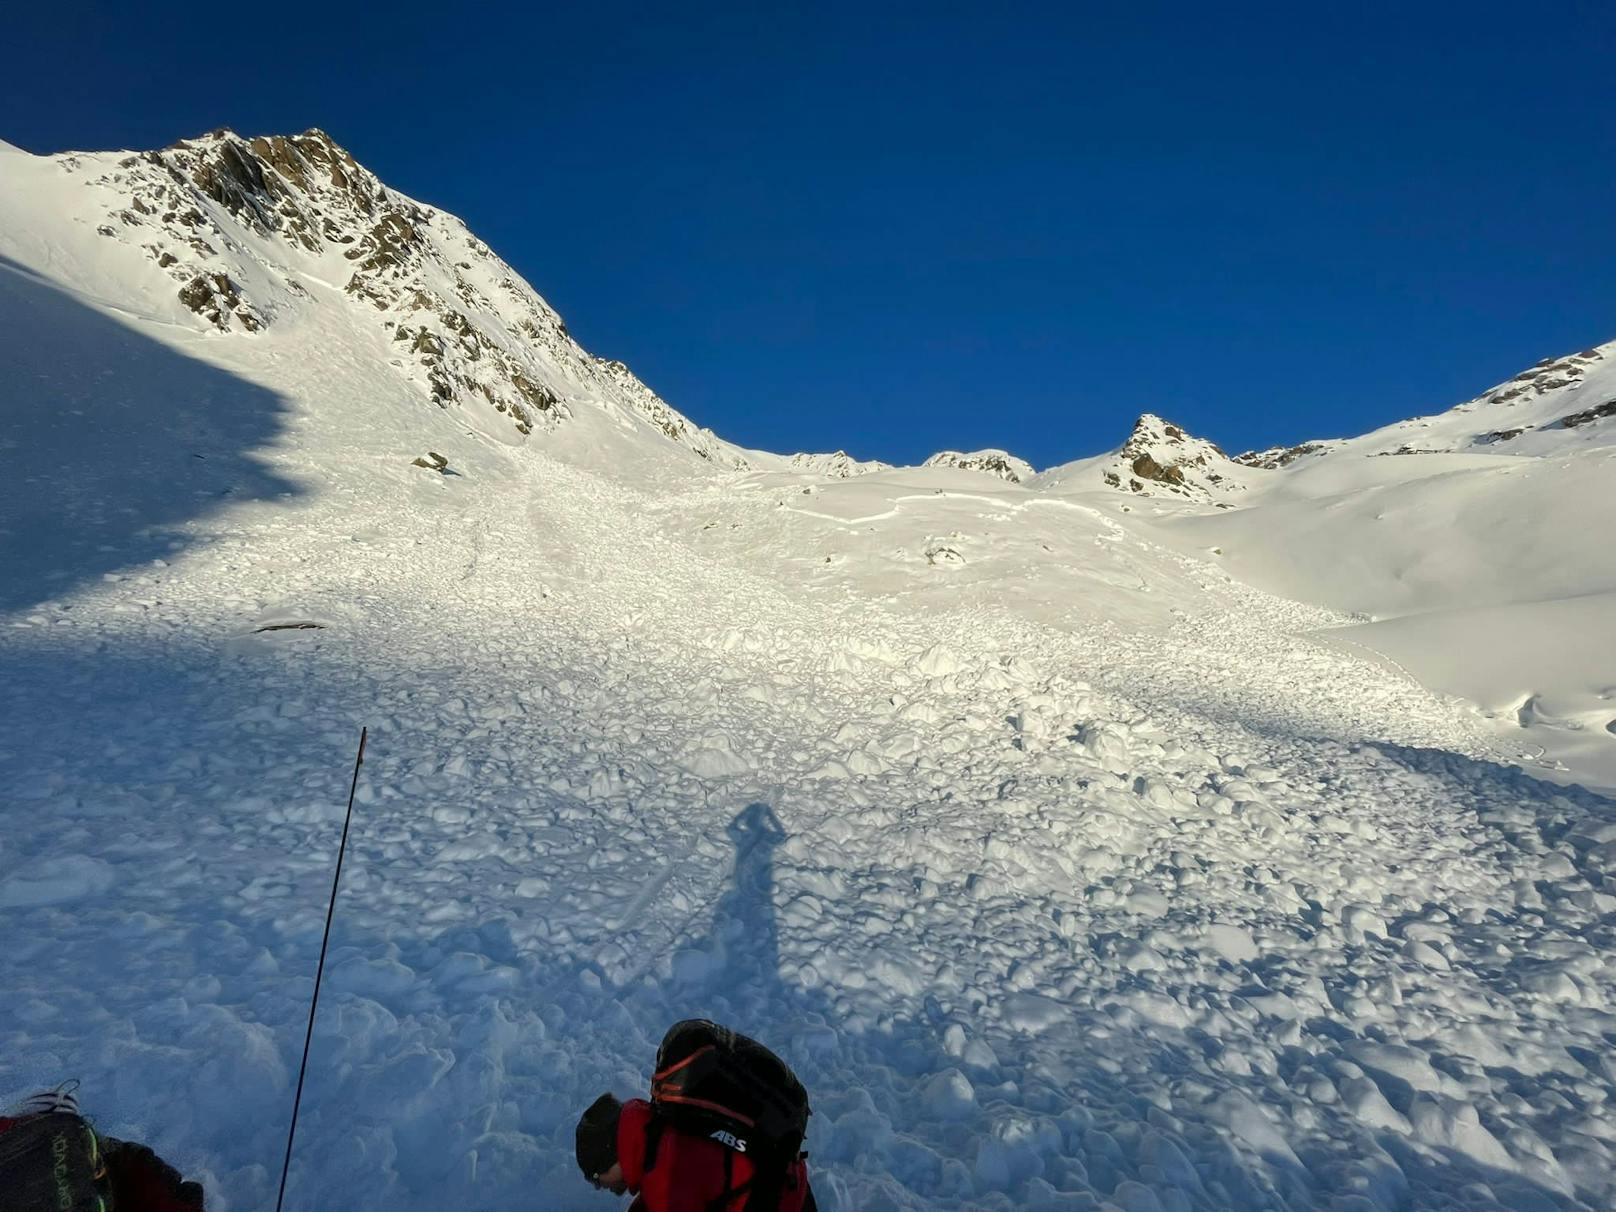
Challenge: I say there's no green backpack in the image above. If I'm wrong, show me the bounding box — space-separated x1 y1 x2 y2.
0 1091 113 1211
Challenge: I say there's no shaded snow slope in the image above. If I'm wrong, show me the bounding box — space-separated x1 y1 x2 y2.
4 129 1616 1212
1171 448 1616 621
1323 592 1616 788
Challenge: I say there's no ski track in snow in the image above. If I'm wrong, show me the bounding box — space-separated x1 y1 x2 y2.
4 436 1615 1212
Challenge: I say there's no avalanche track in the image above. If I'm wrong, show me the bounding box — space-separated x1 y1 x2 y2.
2 129 1614 1211
4 436 1615 1212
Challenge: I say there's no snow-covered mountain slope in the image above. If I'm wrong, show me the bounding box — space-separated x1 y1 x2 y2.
1234 438 1344 469
1148 336 1616 791
1037 414 1265 502
1233 339 1615 468
0 129 763 471
4 129 1616 1212
1341 341 1616 457
1167 445 1616 792
780 449 895 478
922 448 1035 482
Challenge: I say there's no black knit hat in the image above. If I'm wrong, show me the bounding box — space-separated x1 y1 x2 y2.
575 1092 623 1179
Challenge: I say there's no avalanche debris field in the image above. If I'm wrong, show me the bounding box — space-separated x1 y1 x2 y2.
2 130 1615 1211
5 421 1615 1211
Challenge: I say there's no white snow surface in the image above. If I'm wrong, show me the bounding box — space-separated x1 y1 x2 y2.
3 130 1616 1212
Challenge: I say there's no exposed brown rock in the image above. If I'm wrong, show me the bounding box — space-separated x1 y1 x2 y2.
1131 453 1186 485
1235 442 1326 469
177 271 259 332
1557 399 1616 429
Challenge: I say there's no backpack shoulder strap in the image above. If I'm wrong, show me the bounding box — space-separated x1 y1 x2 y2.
642 1112 667 1174
704 1147 739 1212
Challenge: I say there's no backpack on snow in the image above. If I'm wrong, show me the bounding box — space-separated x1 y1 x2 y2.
649 1019 810 1210
0 1090 113 1211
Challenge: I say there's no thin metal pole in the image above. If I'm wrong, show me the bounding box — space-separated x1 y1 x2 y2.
275 727 367 1212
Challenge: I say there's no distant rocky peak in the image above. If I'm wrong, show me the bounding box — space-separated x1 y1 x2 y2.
923 449 1035 483
1098 413 1256 501
787 451 892 478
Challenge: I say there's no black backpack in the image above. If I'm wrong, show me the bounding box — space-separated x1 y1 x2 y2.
0 1098 112 1211
649 1019 811 1210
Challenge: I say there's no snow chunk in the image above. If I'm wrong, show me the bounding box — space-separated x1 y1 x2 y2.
1341 1076 1411 1133
0 855 115 907
1203 922 1259 963
1345 1041 1444 1094
1340 903 1389 939
914 645 963 678
920 1068 977 1119
1207 1089 1303 1170
683 733 752 777
1002 993 1067 1033
1408 1094 1513 1170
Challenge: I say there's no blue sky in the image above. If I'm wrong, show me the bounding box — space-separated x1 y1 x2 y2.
8 3 1614 467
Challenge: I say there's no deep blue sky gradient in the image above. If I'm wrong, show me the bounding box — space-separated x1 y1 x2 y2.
7 3 1614 466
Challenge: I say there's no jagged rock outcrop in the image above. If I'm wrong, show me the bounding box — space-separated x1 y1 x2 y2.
1234 344 1616 467
1476 348 1605 407
1343 340 1616 457
1555 398 1616 430
55 127 747 462
922 449 1034 483
1235 440 1336 469
44 126 1615 485
1095 415 1257 501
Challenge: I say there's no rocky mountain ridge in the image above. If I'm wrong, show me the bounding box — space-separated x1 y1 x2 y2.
1089 413 1258 502
39 128 754 464
11 127 1614 497
922 449 1035 483
1233 340 1616 467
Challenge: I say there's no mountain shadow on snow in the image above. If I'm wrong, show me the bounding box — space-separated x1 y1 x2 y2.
0 255 299 613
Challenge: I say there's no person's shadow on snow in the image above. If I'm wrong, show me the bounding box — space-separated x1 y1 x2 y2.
714 802 787 1006
658 801 790 1011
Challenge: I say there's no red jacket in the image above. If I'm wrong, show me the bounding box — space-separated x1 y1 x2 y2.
617 1099 812 1212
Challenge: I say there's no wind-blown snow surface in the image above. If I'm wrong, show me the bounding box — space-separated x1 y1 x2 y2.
1153 406 1616 793
4 133 1616 1211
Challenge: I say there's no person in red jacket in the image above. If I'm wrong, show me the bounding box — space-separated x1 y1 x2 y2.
575 1093 814 1211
